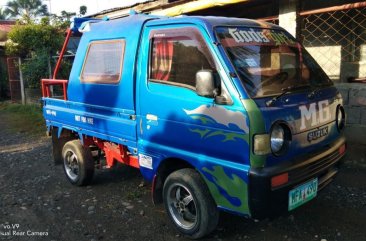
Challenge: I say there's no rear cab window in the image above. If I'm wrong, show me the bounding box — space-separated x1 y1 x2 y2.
81 40 125 84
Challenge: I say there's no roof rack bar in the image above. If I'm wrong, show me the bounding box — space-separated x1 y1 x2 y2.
53 28 72 79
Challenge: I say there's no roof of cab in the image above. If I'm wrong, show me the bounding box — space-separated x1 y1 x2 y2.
84 13 281 39
147 15 280 30
82 14 159 39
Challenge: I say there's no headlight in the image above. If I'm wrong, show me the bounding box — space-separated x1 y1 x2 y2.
336 106 345 131
270 123 285 154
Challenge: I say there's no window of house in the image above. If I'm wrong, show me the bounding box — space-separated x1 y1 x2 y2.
81 40 125 84
149 28 216 89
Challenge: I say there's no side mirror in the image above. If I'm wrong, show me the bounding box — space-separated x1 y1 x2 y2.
196 70 217 98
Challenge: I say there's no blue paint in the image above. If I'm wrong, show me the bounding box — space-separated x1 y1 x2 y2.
42 14 345 218
201 166 242 207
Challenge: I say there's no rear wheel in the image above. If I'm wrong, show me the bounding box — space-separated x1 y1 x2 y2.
62 140 94 186
163 168 219 239
51 128 72 165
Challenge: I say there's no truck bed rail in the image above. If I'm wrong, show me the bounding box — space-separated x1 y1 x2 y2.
41 79 68 100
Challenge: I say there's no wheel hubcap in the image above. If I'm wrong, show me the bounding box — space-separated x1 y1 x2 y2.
64 150 79 181
167 184 197 230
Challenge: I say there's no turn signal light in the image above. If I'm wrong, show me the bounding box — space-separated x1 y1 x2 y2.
339 144 346 155
271 173 289 188
253 134 270 155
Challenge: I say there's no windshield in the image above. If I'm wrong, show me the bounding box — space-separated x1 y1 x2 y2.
216 27 332 98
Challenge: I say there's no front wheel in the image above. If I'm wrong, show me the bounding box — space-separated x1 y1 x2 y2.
62 140 94 186
163 168 219 239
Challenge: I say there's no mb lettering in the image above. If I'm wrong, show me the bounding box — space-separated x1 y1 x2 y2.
299 100 330 131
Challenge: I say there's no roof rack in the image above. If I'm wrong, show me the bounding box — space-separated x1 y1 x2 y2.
70 17 105 33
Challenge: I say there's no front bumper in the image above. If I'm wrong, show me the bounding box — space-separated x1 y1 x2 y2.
249 136 346 219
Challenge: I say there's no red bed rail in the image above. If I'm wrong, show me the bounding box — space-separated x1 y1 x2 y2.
53 28 72 80
41 79 68 100
41 28 73 101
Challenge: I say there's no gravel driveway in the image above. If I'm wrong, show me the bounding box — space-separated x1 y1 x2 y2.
0 111 365 241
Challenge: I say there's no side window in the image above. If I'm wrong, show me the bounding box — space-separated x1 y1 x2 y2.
81 40 125 84
149 27 216 89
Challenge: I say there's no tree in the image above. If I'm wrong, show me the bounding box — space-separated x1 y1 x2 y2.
6 20 63 57
61 10 76 22
4 0 48 20
5 20 64 88
0 8 7 20
79 5 87 16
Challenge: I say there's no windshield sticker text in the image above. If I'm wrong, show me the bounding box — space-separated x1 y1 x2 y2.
228 28 295 45
299 100 330 131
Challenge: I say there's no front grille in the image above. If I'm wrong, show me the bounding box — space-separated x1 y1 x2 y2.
288 148 342 185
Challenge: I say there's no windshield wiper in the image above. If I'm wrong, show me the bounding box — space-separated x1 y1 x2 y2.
266 85 310 106
307 82 331 99
307 87 320 99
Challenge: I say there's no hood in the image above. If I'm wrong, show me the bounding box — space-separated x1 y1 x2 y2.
253 85 343 167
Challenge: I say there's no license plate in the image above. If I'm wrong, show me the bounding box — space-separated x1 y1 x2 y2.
288 178 318 211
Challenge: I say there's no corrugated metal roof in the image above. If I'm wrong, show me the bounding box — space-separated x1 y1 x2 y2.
152 0 251 16
86 0 154 18
0 21 16 33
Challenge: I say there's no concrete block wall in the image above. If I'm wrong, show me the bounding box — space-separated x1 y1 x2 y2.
335 83 366 145
336 83 366 125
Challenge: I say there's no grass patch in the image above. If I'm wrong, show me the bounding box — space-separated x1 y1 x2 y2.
0 102 45 137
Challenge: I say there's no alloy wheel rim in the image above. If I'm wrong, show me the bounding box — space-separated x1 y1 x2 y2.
64 150 80 181
167 183 197 230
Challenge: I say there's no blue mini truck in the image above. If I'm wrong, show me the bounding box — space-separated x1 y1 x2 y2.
42 13 346 238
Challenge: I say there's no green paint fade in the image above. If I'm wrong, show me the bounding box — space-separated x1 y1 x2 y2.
241 99 267 168
190 128 210 138
186 107 249 143
190 128 249 143
191 115 215 125
202 166 249 214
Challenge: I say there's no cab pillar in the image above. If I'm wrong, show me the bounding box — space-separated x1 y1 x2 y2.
279 0 299 38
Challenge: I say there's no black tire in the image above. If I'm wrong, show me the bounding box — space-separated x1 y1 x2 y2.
61 139 94 186
51 128 72 165
163 168 219 239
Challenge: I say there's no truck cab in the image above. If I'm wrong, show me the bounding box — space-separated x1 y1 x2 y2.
42 13 346 238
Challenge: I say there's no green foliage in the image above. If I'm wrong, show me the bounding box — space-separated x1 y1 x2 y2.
47 14 70 29
0 8 7 20
4 0 48 20
21 50 50 88
5 21 64 57
0 102 44 136
5 20 64 89
61 10 76 22
3 3 76 91
55 58 73 80
0 101 41 114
